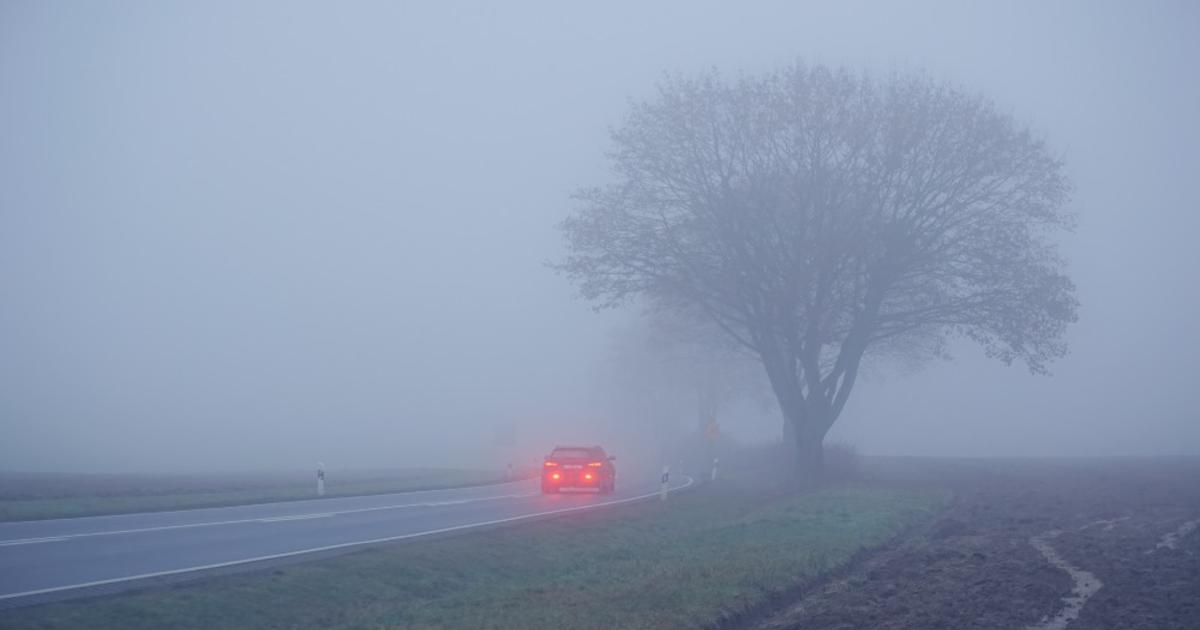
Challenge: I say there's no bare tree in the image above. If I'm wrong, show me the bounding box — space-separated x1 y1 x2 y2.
557 64 1077 482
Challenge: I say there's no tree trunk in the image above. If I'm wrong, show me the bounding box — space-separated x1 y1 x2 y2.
778 414 797 478
782 413 796 446
791 421 825 486
759 347 831 486
780 399 834 487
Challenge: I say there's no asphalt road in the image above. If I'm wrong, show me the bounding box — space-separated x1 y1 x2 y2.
0 472 693 605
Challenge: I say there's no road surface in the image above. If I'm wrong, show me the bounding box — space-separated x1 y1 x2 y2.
0 473 693 606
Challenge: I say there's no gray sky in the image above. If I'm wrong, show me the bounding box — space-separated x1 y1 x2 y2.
2 1 1197 472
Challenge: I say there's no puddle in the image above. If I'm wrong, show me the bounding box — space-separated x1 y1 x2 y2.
1079 516 1128 532
1026 529 1103 630
1154 518 1199 551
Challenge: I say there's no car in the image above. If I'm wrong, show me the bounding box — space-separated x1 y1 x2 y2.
541 445 616 494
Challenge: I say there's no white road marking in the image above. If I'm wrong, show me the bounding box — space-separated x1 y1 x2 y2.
0 476 694 601
0 492 539 544
257 514 333 523
0 536 69 547
4 480 537 523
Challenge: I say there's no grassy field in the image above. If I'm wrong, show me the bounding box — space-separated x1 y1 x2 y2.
0 468 520 522
1 477 949 629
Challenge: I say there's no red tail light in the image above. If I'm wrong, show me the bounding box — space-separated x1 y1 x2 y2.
587 461 603 467
544 461 558 467
584 473 594 481
551 472 561 481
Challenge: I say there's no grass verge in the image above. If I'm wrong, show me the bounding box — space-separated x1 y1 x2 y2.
0 468 516 522
1 479 949 629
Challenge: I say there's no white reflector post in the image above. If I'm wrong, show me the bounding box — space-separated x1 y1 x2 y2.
317 462 326 497
660 465 670 501
711 457 719 482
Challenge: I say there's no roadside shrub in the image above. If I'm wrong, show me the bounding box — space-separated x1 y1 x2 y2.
706 438 859 486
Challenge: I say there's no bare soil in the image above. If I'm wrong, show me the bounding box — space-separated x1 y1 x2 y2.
741 457 1200 630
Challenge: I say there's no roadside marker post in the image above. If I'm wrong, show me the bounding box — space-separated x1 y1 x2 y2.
317 462 326 497
711 457 719 482
660 465 670 501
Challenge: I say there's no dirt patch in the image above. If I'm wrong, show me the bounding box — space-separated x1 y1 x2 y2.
739 457 1200 630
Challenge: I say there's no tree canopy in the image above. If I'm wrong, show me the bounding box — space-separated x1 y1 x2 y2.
558 64 1077 480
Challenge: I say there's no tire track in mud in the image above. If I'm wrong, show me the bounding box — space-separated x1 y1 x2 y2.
1029 514 1199 629
1026 528 1104 630
1151 518 1198 552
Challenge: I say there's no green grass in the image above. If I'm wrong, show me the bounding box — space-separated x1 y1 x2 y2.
0 480 949 629
0 469 515 522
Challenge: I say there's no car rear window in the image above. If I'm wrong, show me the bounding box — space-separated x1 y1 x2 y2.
551 448 596 459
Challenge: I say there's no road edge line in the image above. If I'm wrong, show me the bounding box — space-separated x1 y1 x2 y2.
0 475 694 602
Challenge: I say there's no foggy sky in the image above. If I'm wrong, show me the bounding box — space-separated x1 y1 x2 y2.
2 1 1197 472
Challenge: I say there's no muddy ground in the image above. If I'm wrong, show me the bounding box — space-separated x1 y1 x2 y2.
741 457 1200 630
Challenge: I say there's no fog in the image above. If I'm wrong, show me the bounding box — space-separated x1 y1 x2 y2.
2 1 1197 473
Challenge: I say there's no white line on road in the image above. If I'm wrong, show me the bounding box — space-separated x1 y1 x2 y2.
0 476 694 601
0 536 69 547
4 480 537 523
257 514 333 523
0 492 540 545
